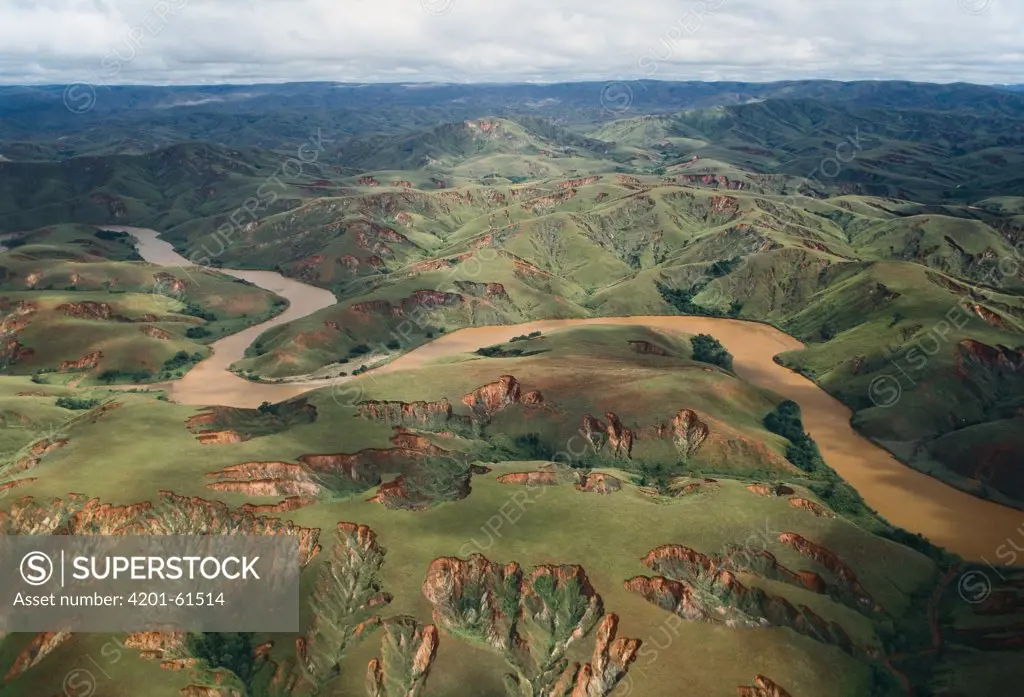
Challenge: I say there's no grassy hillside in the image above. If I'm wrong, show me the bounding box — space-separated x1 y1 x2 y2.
0 323 964 697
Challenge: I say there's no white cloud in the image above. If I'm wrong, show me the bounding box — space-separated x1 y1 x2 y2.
0 0 1020 84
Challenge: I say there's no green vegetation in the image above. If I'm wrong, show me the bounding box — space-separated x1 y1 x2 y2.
186 633 255 691
1 80 1021 697
55 396 100 410
690 334 734 371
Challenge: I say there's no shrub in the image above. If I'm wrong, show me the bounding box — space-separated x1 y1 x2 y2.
385 339 401 350
349 344 371 356
181 303 215 321
690 334 733 371
186 326 212 339
186 633 255 689
56 397 100 410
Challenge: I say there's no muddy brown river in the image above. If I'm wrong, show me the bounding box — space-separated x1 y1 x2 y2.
120 226 1017 561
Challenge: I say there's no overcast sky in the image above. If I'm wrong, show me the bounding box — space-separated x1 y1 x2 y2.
0 0 1020 85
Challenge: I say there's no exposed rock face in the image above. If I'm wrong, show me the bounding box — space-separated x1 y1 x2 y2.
153 272 188 295
196 431 244 445
4 631 72 681
559 176 600 188
461 375 543 421
672 409 710 458
737 675 793 697
351 299 405 317
422 554 639 697
359 176 381 187
453 280 511 302
59 351 103 372
365 617 439 697
746 484 795 497
788 498 835 518
57 301 113 320
124 631 185 660
625 566 855 655
604 412 634 459
180 686 241 697
676 173 745 190
237 496 316 514
404 290 463 310
358 399 454 429
0 478 36 494
140 325 172 340
576 472 622 494
627 541 882 656
778 533 880 614
497 471 560 487
0 300 37 334
579 412 635 459
186 400 317 444
628 340 670 356
300 523 393 685
208 431 452 501
581 415 608 451
956 339 1024 374
0 492 321 564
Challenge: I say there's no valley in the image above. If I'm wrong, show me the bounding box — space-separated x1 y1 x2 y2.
1 78 1022 697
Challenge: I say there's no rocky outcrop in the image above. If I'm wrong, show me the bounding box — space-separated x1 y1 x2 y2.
57 301 112 320
11 438 68 475
140 325 172 340
358 176 381 187
180 686 241 697
453 281 511 302
576 472 622 494
358 399 454 429
58 351 103 372
676 173 745 190
778 533 880 614
196 431 243 445
0 492 321 564
604 412 634 459
237 496 316 514
339 254 386 272
559 176 600 188
628 340 670 356
671 409 710 459
625 566 855 655
0 477 36 494
746 484 795 497
461 375 543 420
153 272 187 295
300 523 392 684
403 290 464 310
0 300 37 333
629 541 879 655
124 631 185 660
423 554 639 697
351 300 404 317
366 617 439 697
956 339 1024 373
788 498 835 518
497 471 560 487
3 631 72 681
581 415 608 451
738 675 793 697
208 432 452 502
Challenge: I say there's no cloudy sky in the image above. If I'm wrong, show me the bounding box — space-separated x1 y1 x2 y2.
0 0 1020 85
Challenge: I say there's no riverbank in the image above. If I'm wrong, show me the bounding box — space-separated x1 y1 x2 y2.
121 226 1020 561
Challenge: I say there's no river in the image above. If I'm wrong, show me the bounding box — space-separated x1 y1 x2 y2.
118 226 1018 561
